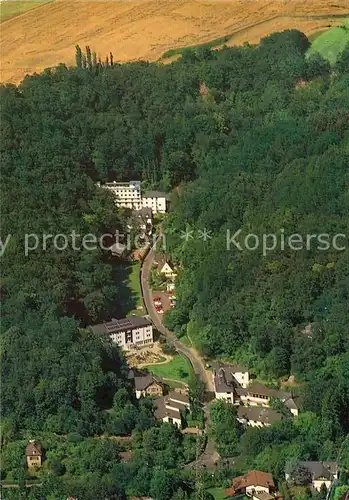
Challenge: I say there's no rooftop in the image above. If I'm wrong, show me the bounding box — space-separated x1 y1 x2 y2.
213 365 238 394
154 398 181 421
232 470 275 491
212 361 249 374
143 190 169 199
246 382 291 400
26 441 42 457
285 461 338 480
237 405 282 425
90 316 152 336
167 391 189 404
134 374 162 391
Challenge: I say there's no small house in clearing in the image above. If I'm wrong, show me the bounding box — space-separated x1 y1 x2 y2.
26 440 43 469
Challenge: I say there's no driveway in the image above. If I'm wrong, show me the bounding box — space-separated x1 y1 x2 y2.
140 240 213 391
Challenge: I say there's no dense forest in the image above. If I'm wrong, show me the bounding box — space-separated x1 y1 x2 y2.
1 29 349 498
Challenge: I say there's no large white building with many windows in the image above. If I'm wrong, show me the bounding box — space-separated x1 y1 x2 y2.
90 316 154 351
98 181 168 214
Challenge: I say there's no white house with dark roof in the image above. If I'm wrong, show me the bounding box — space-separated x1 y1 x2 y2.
90 316 154 351
212 362 250 404
154 391 190 428
212 362 299 424
133 373 164 399
237 405 282 428
240 382 299 416
285 461 339 491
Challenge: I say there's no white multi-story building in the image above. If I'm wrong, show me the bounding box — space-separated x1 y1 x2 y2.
100 181 142 210
98 181 168 214
142 191 168 214
90 316 154 351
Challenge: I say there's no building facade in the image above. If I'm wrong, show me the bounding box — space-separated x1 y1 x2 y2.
26 441 43 469
237 406 282 428
99 181 142 210
134 373 164 399
98 182 168 214
90 316 154 351
142 191 168 214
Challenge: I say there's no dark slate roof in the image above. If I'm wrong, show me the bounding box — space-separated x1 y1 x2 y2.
284 397 298 410
134 374 162 391
143 191 169 200
246 382 291 400
213 367 235 393
301 461 337 480
154 398 181 421
132 207 152 218
212 361 249 374
237 405 282 425
90 316 152 335
285 461 338 480
167 391 189 404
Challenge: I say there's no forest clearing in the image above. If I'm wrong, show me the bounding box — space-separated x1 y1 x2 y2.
1 0 348 83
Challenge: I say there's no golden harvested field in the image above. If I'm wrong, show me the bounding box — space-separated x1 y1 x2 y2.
1 0 348 84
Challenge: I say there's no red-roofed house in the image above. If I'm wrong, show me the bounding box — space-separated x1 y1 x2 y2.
225 470 275 497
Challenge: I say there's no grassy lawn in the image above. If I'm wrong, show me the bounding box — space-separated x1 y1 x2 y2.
0 0 53 22
307 23 349 64
144 354 193 383
126 261 145 317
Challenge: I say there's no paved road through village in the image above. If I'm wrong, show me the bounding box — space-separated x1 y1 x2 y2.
140 240 213 392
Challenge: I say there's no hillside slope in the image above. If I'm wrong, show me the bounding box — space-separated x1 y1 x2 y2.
307 22 349 63
0 0 348 84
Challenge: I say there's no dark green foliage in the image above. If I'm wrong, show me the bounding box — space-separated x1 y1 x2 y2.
1 28 348 497
75 44 82 68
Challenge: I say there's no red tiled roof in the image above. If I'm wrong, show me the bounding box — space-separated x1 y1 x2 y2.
232 470 275 492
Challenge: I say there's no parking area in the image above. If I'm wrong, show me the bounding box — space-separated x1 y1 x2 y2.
152 290 176 314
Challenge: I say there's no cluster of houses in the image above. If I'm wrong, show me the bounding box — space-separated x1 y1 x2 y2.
226 462 339 499
212 362 299 428
97 180 169 258
23 439 341 497
129 368 190 428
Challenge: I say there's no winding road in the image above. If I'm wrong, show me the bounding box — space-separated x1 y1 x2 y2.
140 240 219 469
140 241 213 392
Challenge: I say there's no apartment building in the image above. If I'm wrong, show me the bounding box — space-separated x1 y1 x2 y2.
98 181 168 214
90 316 154 351
99 181 143 210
